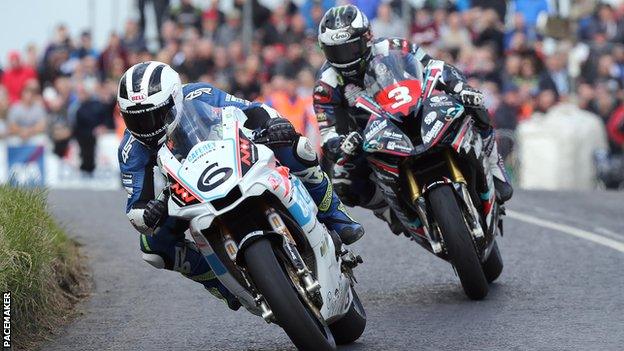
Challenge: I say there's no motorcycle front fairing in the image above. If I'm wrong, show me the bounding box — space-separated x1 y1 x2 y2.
157 104 352 321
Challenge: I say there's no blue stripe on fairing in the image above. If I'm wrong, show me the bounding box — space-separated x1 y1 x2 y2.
205 254 227 275
480 188 492 201
287 178 313 227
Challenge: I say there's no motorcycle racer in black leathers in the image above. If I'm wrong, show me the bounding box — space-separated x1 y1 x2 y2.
314 5 513 234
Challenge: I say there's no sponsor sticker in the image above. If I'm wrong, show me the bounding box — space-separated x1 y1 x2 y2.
365 119 388 139
330 32 351 41
130 93 146 102
424 111 437 125
3 291 10 349
423 120 444 143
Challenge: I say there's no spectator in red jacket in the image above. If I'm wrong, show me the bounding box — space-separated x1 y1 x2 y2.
1 51 37 105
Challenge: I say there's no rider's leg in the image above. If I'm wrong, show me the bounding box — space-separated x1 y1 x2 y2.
333 154 404 234
472 108 513 202
139 217 241 310
273 136 365 244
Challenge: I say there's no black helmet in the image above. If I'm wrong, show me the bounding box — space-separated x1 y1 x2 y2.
318 5 372 77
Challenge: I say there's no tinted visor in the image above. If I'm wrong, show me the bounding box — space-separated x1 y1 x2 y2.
323 37 369 66
122 98 175 146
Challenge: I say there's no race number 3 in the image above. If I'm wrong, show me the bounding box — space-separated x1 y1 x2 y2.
388 86 412 109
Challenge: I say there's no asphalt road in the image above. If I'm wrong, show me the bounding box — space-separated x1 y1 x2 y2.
43 190 624 351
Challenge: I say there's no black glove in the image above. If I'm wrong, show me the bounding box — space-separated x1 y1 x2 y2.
458 85 485 108
143 199 167 229
340 131 363 156
263 117 298 146
323 136 344 163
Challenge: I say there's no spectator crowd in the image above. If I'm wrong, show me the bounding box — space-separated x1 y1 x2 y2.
0 0 623 177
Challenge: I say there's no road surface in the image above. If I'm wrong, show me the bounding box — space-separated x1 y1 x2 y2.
44 190 624 350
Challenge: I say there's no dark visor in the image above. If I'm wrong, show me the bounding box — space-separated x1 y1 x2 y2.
122 99 175 141
323 38 369 66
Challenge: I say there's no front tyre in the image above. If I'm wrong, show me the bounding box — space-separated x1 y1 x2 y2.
482 240 503 283
244 238 335 351
328 289 366 344
428 185 489 300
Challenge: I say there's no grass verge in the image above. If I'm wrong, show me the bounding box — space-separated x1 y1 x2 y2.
0 185 90 350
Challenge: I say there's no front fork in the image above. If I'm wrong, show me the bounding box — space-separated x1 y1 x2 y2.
405 150 486 254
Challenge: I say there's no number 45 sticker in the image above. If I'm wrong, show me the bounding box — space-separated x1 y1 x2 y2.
375 80 422 116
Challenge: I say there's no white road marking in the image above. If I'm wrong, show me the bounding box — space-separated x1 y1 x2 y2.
507 210 624 254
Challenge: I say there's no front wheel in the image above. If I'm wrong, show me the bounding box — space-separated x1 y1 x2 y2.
328 289 366 345
428 185 489 300
244 238 335 351
482 240 503 283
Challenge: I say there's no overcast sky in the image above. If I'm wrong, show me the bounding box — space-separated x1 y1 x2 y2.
0 0 134 65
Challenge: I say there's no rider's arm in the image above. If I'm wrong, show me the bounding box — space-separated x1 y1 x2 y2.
118 131 157 234
404 40 470 95
313 77 352 161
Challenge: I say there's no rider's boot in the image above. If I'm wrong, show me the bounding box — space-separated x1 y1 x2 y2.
482 128 513 203
140 220 241 311
293 167 365 245
274 138 364 245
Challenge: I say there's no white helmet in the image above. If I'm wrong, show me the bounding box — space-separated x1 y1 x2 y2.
118 61 183 147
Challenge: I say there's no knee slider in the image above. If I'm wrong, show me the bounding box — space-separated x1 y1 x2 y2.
293 136 318 167
142 253 166 269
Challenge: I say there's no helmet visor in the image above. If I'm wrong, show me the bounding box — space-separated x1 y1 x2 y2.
323 38 369 66
122 98 175 144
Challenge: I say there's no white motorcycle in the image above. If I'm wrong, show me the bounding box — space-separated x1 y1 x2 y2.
156 101 366 350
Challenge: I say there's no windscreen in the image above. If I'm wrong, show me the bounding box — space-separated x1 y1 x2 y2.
167 99 223 158
364 51 425 117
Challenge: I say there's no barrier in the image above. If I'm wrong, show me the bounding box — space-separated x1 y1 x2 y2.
0 134 122 190
516 103 608 190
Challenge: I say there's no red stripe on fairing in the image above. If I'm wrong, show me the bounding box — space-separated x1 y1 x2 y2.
482 200 493 216
369 158 399 174
452 123 469 151
423 68 441 98
163 165 205 203
380 149 410 157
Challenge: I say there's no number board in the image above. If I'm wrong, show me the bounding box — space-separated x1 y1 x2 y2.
374 80 422 117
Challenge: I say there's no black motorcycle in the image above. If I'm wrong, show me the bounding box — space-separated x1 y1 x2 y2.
353 52 504 300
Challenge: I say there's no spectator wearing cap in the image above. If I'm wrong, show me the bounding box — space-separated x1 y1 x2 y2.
2 51 38 105
7 80 47 145
371 3 407 39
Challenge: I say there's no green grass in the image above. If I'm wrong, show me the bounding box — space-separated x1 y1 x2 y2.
0 185 89 350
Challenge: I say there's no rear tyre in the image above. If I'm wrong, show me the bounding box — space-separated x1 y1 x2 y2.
428 185 489 300
328 289 366 345
482 241 503 283
244 238 335 351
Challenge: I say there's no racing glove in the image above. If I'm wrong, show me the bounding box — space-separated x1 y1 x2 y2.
340 131 363 157
263 117 298 146
143 199 167 229
458 85 485 108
